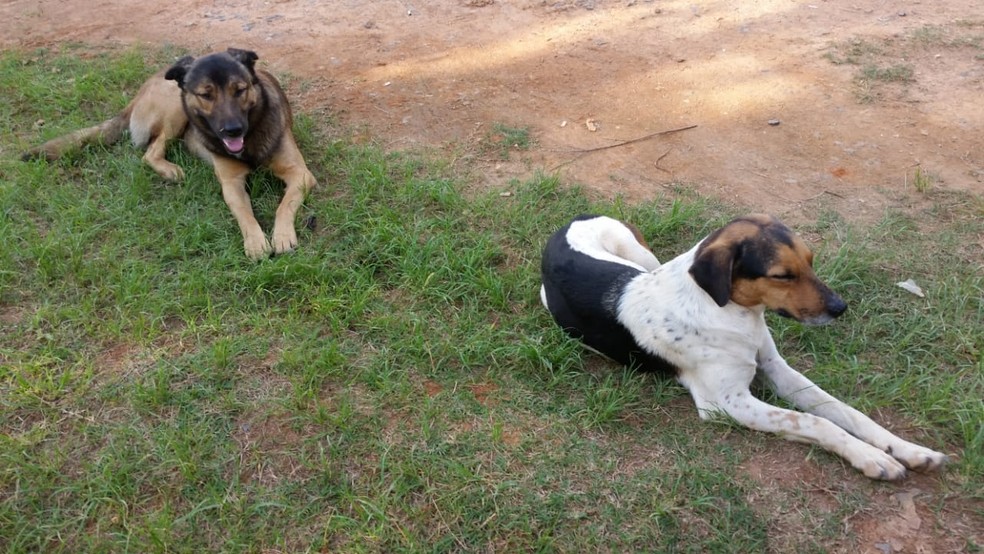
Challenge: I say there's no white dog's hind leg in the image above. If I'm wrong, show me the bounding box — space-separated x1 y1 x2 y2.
612 239 660 271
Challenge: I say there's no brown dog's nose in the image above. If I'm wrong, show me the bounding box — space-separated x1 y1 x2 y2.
220 122 244 138
827 295 847 318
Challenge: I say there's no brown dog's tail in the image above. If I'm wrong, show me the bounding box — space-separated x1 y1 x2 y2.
21 107 132 162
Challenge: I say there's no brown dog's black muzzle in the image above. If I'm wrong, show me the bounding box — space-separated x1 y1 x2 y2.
825 292 847 319
211 115 248 154
219 121 245 138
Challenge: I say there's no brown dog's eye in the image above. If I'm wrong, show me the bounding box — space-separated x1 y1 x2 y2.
234 86 247 98
197 91 214 101
769 273 796 281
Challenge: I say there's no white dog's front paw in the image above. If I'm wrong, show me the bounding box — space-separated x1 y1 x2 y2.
889 441 948 472
851 444 908 480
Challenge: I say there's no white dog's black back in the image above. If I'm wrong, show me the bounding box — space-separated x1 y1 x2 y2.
540 215 674 372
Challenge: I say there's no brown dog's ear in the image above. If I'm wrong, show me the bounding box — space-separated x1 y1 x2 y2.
227 48 259 73
164 56 195 89
689 240 738 307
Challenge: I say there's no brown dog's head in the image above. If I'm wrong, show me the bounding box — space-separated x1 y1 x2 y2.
688 214 847 325
164 48 261 156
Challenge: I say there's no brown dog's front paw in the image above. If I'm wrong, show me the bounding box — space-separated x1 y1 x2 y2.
243 234 272 261
271 226 298 255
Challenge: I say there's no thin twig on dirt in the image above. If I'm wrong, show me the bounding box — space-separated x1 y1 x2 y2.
550 124 697 170
653 148 674 173
570 124 697 154
773 189 846 203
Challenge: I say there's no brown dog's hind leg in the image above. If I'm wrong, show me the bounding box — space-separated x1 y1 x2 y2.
142 131 184 182
22 113 130 162
128 74 188 181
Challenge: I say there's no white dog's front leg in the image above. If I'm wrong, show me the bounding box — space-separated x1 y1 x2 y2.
686 380 909 480
756 335 946 472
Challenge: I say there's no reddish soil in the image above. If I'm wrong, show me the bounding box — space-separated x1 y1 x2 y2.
4 0 983 223
3 0 982 550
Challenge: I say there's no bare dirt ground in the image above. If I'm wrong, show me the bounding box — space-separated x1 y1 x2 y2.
3 0 982 551
4 0 983 223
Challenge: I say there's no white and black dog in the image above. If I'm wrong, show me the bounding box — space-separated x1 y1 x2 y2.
540 214 947 480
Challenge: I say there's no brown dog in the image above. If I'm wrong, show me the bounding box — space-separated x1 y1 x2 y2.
23 48 316 260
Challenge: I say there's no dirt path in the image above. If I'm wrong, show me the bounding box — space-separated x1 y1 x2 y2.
4 0 982 223
2 2 982 550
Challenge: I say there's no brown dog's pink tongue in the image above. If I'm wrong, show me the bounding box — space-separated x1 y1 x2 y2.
223 137 244 153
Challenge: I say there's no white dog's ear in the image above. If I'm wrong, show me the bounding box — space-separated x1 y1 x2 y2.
689 239 737 307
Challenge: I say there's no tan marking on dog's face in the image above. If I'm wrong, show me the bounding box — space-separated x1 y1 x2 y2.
730 236 830 320
690 214 846 324
186 77 257 121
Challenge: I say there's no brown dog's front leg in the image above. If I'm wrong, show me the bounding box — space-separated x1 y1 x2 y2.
269 137 316 255
214 158 271 261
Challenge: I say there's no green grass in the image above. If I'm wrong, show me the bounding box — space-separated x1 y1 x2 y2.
859 63 915 84
483 123 534 160
910 166 936 193
2 47 983 552
828 22 984 103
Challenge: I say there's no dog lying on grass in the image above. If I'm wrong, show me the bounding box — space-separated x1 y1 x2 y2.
540 214 947 480
23 48 316 261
